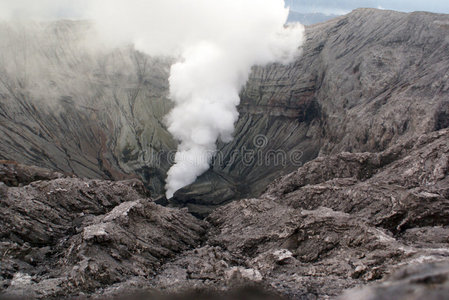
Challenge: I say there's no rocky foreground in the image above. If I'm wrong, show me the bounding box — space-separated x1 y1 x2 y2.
1 128 448 299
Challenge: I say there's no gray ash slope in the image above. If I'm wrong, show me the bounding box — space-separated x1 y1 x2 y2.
0 9 448 216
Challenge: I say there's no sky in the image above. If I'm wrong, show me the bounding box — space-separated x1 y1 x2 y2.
285 0 449 15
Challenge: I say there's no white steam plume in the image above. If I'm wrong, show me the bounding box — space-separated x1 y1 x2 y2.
87 0 305 198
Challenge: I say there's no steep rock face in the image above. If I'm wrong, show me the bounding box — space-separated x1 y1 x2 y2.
172 8 449 212
0 21 175 195
1 9 448 214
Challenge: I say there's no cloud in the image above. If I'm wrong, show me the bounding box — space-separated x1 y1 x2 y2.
0 0 89 20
